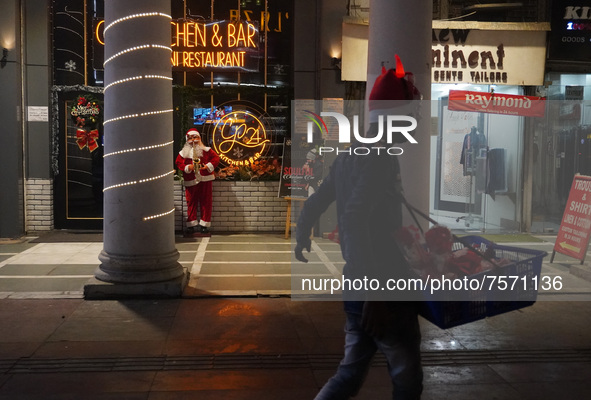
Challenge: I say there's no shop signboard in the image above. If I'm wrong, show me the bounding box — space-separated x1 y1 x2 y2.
342 22 547 85
448 90 546 118
548 1 591 62
552 174 591 263
93 19 260 72
430 28 546 86
170 19 260 72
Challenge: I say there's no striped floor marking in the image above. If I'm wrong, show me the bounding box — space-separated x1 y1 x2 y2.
188 237 209 285
311 241 343 279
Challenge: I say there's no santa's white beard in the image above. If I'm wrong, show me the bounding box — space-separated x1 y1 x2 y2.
180 142 205 159
192 144 204 159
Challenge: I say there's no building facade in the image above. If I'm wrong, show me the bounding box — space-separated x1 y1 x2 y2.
1 0 589 238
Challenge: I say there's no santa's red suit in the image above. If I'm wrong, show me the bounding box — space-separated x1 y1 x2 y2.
175 129 220 232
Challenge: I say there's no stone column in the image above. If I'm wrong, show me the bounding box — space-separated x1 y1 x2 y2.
85 0 185 298
366 0 432 228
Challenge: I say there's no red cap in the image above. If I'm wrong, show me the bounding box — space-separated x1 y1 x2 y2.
186 128 200 138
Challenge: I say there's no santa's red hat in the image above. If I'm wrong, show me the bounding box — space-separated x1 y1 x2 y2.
186 128 200 139
368 54 421 123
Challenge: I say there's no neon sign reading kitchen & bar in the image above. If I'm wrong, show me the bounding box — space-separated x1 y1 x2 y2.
171 20 260 71
94 19 260 72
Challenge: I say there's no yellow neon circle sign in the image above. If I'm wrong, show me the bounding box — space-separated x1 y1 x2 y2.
95 20 105 45
211 110 270 166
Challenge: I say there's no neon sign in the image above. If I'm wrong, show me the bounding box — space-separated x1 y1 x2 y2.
211 110 270 166
93 19 260 72
170 20 259 70
549 2 591 61
171 20 257 48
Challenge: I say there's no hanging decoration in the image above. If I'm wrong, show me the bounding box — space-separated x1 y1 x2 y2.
75 129 100 152
70 94 102 152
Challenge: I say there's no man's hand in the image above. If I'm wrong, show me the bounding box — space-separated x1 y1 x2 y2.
294 237 311 263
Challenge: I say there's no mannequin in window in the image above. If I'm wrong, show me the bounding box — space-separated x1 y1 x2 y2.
460 126 487 176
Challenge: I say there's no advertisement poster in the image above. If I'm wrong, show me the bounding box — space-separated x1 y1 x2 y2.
279 100 326 198
278 137 324 198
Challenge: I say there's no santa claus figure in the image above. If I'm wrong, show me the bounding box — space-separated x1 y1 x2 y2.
176 129 220 235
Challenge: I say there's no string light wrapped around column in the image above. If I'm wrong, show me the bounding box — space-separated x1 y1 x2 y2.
94 0 184 286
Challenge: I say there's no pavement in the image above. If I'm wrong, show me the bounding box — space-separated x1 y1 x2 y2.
0 232 590 399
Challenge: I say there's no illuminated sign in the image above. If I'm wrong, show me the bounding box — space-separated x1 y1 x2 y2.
229 9 289 33
171 20 259 71
549 1 591 61
210 109 270 166
93 19 260 72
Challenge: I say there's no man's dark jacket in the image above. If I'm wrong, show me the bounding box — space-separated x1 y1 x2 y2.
296 142 411 313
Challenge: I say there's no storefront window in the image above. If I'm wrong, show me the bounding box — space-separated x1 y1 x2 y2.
51 0 293 229
530 72 591 233
430 84 524 233
168 0 293 181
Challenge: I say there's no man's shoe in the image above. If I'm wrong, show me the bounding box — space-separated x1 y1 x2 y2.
199 226 210 234
186 227 195 235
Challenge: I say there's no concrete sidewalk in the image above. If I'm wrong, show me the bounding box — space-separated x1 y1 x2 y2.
0 233 590 399
0 234 298 299
0 297 590 399
1 232 590 299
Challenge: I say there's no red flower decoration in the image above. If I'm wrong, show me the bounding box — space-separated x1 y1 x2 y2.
425 225 453 254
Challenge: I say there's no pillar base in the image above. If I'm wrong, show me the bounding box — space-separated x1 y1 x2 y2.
96 249 185 283
84 268 189 299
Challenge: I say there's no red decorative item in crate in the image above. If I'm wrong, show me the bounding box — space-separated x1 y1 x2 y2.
420 236 547 329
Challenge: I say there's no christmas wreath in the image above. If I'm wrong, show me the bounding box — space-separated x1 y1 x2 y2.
70 94 102 152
